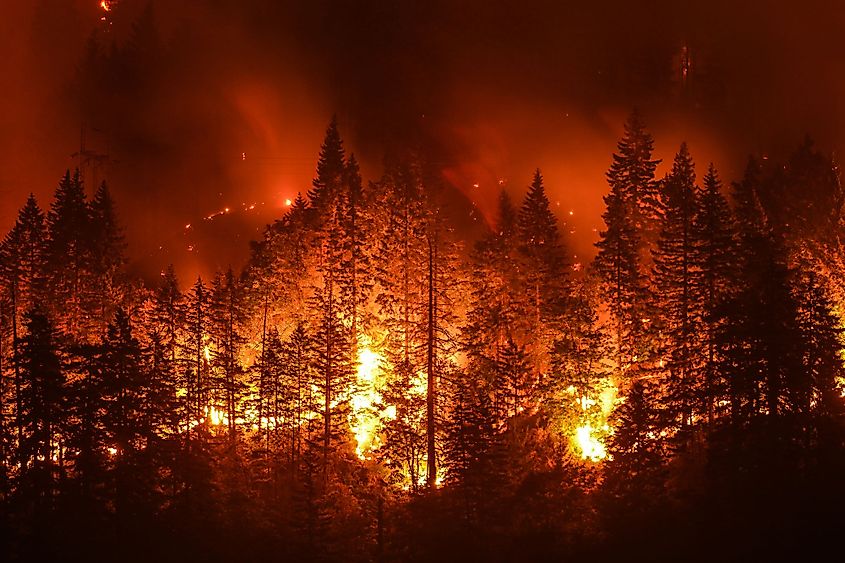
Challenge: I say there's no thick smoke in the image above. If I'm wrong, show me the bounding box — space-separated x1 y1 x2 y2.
2 0 845 281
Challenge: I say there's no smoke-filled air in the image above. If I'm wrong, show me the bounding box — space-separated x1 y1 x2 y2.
2 2 845 562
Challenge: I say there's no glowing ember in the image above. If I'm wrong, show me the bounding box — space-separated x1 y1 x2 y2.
99 1 111 11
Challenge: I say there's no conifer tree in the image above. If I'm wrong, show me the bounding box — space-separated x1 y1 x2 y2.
594 173 650 377
443 366 502 521
209 268 247 441
46 170 95 337
606 111 662 243
595 113 661 380
792 271 844 417
0 194 48 325
464 190 521 365
693 164 737 424
308 117 346 226
380 360 426 490
183 277 210 429
339 154 374 346
99 309 158 522
603 380 666 523
516 170 569 380
310 282 354 470
89 181 127 330
63 341 108 513
16 308 64 508
0 195 48 456
493 336 533 422
547 282 611 441
651 143 700 427
280 322 316 463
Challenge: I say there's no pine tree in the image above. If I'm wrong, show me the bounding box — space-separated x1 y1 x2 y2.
443 366 502 522
547 281 611 444
46 170 95 337
372 155 429 485
606 111 662 243
88 182 127 332
339 154 374 347
595 112 661 380
308 117 346 225
183 277 210 429
209 268 248 441
422 177 462 490
594 173 650 377
63 341 108 514
0 194 48 324
380 359 426 490
310 282 354 471
99 309 159 523
651 143 700 427
16 308 64 508
0 195 48 459
280 322 316 464
716 234 802 423
149 265 184 386
493 336 533 422
792 270 844 417
464 190 521 362
516 170 569 372
694 164 737 424
603 379 666 523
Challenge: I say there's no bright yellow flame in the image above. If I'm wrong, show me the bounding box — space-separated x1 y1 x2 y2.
569 381 617 462
100 1 111 12
107 446 118 456
349 336 385 459
208 405 223 426
574 423 607 461
203 345 211 362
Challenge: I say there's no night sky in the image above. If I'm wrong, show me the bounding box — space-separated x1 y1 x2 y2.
2 0 843 281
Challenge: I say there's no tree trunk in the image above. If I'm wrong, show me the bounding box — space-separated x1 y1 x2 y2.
426 234 437 489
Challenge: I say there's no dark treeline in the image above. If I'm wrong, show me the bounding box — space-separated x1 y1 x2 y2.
1 115 845 562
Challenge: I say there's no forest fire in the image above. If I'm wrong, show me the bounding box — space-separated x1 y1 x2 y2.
3 3 845 562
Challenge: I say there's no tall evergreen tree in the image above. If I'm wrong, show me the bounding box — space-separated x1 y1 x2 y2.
606 111 662 243
209 268 247 441
89 181 127 331
603 380 666 525
594 172 650 378
183 277 210 430
0 194 48 324
16 308 64 508
308 117 346 225
516 169 569 379
651 143 700 427
0 195 48 459
280 322 316 464
99 309 158 523
46 170 95 337
694 164 737 424
310 283 354 471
